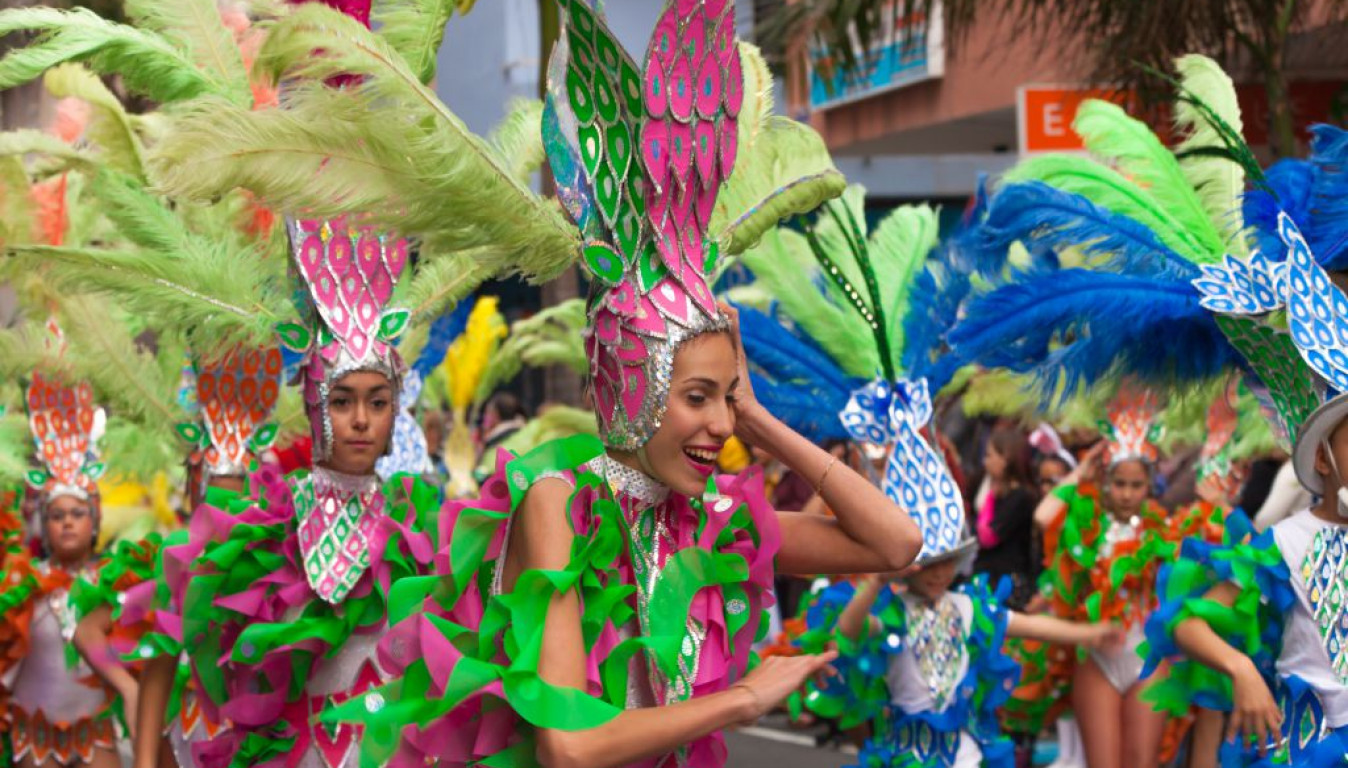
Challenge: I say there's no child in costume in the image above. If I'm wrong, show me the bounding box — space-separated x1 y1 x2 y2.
800 503 1120 768
1027 388 1176 768
0 345 130 768
1140 214 1348 766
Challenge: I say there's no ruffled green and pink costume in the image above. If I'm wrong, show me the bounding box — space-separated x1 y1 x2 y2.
157 463 441 768
332 434 779 767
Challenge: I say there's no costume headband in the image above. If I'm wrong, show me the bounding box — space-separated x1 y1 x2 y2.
271 1 411 460
26 371 103 502
177 345 284 480
1099 386 1161 467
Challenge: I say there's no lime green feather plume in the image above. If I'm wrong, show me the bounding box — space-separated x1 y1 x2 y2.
1073 100 1224 263
0 129 97 175
372 0 465 85
745 186 940 379
399 252 492 321
1003 154 1216 266
0 7 219 103
1172 54 1246 254
488 98 547 186
739 223 879 379
121 0 251 106
0 411 34 486
0 155 36 246
711 43 846 256
958 368 1107 430
44 64 145 179
150 5 578 284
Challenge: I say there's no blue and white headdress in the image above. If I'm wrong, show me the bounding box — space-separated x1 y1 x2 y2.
735 186 972 563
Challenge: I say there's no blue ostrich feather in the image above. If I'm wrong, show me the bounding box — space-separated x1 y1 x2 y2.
1307 124 1348 269
1247 125 1348 269
736 304 859 442
975 182 1201 281
901 244 973 393
1246 159 1315 261
947 269 1238 399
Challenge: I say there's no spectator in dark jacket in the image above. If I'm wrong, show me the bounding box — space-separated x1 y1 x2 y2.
972 425 1040 608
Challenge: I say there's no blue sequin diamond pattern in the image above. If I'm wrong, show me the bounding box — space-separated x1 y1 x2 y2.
1302 525 1348 683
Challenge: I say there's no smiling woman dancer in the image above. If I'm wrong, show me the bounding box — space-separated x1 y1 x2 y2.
322 2 924 767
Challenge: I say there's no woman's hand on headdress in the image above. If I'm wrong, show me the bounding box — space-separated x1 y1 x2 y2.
720 303 763 425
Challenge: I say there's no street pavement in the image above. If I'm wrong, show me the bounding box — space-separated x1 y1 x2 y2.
724 720 853 768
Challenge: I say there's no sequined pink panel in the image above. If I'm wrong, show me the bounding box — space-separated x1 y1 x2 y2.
639 0 739 319
292 217 408 369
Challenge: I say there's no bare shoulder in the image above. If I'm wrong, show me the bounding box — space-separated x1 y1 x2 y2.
513 477 579 571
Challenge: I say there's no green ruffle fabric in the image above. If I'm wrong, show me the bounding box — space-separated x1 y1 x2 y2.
1139 510 1293 716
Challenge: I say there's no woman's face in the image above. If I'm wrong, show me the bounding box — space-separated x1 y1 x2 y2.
983 443 1007 482
323 370 396 475
1105 459 1150 517
629 333 738 497
45 493 94 563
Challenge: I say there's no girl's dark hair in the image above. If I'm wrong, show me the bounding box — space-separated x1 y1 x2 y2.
986 425 1036 491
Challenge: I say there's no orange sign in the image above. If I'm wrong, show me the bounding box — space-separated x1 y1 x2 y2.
1017 85 1132 155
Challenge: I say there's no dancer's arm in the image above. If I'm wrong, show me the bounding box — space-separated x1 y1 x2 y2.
1034 443 1104 529
131 654 175 768
723 307 922 576
512 481 838 768
1173 581 1282 754
837 577 885 641
1006 612 1120 648
73 606 139 737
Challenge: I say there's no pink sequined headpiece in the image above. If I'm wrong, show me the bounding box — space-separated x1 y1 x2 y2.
1100 386 1161 467
546 0 742 450
278 217 410 460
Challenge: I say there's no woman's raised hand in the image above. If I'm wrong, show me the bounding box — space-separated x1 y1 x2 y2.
718 303 762 423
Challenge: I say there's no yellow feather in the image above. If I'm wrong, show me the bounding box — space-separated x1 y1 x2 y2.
440 296 506 412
